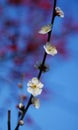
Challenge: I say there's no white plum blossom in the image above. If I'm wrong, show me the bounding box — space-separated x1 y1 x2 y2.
27 77 44 96
31 97 40 109
38 24 52 34
55 7 64 18
44 42 57 56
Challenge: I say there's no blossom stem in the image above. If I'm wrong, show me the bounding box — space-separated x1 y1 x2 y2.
14 0 57 129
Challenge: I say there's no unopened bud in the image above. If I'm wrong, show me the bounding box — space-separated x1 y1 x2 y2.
19 103 24 109
19 120 24 125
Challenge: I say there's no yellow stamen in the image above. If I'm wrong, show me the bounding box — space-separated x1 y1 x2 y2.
31 84 37 89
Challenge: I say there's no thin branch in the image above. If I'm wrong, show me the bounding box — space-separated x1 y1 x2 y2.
38 0 57 80
15 95 32 130
48 0 57 42
14 0 57 130
8 110 11 130
38 52 47 79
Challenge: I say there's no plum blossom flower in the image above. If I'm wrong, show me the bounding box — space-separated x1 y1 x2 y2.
44 42 57 56
55 7 64 18
27 77 44 96
38 24 52 34
31 97 40 109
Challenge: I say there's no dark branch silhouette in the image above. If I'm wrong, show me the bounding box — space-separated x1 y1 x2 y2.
8 110 11 130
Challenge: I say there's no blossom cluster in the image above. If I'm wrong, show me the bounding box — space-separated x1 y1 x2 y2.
26 6 64 109
17 5 64 127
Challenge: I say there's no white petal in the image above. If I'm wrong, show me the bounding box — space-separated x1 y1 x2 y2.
27 87 33 94
37 82 44 88
32 88 42 96
27 86 42 96
31 97 40 109
44 43 57 56
34 88 42 95
27 80 32 87
32 77 39 84
34 99 40 109
38 24 52 34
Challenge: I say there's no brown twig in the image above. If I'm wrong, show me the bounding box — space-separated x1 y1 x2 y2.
14 0 57 129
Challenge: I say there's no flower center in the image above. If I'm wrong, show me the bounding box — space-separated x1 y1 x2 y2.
31 84 37 89
42 26 50 32
48 47 52 52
